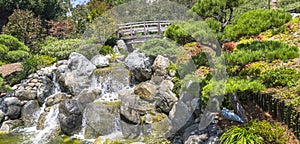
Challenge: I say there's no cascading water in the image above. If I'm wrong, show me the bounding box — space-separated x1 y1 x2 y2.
30 70 62 144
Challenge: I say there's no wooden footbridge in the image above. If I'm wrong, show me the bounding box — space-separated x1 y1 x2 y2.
117 20 171 44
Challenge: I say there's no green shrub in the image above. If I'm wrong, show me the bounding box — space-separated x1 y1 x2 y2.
225 41 299 66
139 38 179 57
0 35 29 52
100 45 114 55
164 24 195 45
239 61 269 77
6 54 57 85
0 44 9 55
40 38 99 60
220 126 263 144
0 34 30 63
192 52 210 67
260 68 300 87
5 50 30 62
225 9 292 41
2 9 45 53
0 75 11 93
202 77 265 98
248 120 288 143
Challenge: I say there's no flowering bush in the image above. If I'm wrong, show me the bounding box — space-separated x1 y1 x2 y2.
222 42 236 52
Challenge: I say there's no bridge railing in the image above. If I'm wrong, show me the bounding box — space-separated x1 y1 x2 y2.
117 20 171 43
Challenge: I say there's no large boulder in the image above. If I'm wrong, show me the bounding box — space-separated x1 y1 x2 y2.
152 55 170 77
155 80 177 114
56 52 96 95
124 51 152 82
84 102 120 139
77 87 102 112
169 101 194 133
134 82 157 101
91 55 109 68
3 97 21 119
58 99 82 135
21 100 40 126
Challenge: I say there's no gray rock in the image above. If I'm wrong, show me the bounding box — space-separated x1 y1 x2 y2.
120 102 140 124
37 76 55 105
84 102 120 139
117 40 128 52
120 120 141 139
134 82 157 101
91 55 109 68
45 93 67 107
169 101 194 133
58 99 82 135
124 51 152 82
155 90 178 113
0 120 22 132
0 110 4 122
57 52 96 95
14 86 37 100
4 97 21 119
77 87 102 112
21 100 40 126
68 52 96 76
152 55 170 77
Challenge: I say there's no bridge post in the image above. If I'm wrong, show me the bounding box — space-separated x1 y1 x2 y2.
158 21 161 35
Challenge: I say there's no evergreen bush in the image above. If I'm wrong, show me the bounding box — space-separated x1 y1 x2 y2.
225 9 292 41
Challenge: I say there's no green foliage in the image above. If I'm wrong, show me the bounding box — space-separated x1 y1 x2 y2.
191 0 246 32
239 61 269 77
71 5 90 38
192 52 209 67
225 41 299 66
5 50 30 62
0 75 11 93
100 45 114 55
40 38 100 60
0 34 29 63
248 120 289 143
202 77 265 98
260 67 300 87
0 34 29 52
277 0 300 12
172 77 182 97
220 126 263 144
225 9 292 41
23 55 56 75
87 0 109 21
164 24 195 45
2 9 45 53
139 38 180 57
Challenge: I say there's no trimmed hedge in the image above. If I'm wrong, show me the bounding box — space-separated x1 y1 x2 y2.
225 41 299 66
0 34 30 64
225 9 292 41
40 38 101 60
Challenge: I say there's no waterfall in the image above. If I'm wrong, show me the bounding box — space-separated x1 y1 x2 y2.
31 107 60 144
30 70 62 143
